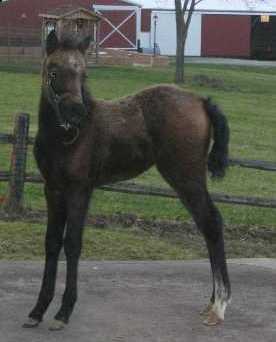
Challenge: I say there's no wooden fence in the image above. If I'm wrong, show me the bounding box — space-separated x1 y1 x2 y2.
1 113 276 215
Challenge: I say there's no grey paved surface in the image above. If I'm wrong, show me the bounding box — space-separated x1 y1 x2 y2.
0 259 275 342
185 57 276 68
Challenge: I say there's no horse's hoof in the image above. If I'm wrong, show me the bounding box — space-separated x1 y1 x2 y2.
48 319 66 331
22 317 41 328
200 302 213 316
203 310 223 326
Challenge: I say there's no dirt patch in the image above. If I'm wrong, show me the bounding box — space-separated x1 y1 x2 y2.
191 74 239 91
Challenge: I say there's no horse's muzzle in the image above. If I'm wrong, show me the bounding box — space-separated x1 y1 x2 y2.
59 97 88 128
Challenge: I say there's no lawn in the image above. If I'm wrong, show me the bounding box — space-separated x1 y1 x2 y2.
0 62 275 259
0 220 275 260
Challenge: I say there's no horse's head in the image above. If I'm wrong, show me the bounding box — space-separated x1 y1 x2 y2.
43 31 91 129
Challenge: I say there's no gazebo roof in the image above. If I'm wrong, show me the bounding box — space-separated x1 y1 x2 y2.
39 5 101 22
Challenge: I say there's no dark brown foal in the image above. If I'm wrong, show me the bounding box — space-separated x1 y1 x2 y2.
23 31 231 330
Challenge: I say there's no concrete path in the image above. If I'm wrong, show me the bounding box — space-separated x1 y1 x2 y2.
0 259 275 342
185 57 276 68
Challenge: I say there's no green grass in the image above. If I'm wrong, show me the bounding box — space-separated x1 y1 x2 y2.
0 221 199 260
0 62 276 260
0 219 275 260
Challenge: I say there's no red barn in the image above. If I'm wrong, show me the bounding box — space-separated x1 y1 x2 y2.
0 0 142 49
0 0 92 29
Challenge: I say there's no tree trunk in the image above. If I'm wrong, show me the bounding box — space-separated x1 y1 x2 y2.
175 1 186 83
175 33 186 83
175 0 200 83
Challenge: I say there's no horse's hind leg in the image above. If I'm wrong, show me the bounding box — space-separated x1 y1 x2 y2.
195 194 231 326
158 165 231 326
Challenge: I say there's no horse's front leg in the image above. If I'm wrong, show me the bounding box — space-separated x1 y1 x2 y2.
49 183 92 331
23 186 66 328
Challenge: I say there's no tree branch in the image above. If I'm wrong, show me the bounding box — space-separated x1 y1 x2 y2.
182 0 204 14
195 0 204 5
182 0 190 13
186 1 197 30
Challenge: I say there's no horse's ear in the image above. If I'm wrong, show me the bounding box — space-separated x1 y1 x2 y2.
46 30 59 55
78 35 92 54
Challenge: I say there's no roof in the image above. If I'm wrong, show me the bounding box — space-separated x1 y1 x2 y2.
40 5 101 21
120 0 142 5
137 0 276 13
93 0 142 6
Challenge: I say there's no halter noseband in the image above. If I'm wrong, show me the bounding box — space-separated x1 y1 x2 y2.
46 78 80 145
47 78 72 130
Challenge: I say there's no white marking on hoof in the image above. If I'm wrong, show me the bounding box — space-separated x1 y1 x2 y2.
49 319 65 331
212 297 227 320
48 319 66 331
22 317 40 328
211 279 231 321
203 310 224 326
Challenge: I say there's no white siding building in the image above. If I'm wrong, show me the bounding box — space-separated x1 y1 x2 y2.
137 0 276 57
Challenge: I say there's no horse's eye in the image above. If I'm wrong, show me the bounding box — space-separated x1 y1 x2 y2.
49 71 57 80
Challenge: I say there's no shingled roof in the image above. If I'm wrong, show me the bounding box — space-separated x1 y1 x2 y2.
40 5 101 21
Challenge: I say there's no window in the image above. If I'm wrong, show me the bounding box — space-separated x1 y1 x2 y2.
46 22 56 35
261 15 270 23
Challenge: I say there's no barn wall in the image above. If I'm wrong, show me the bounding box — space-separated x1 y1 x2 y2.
141 9 151 32
0 0 92 28
150 11 202 56
140 32 151 49
202 14 251 57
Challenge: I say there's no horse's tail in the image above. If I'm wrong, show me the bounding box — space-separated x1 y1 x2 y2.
203 97 230 179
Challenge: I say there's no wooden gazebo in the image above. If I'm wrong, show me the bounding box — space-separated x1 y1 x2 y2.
39 5 101 61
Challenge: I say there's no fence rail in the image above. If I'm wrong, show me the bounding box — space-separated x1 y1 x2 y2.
1 113 276 214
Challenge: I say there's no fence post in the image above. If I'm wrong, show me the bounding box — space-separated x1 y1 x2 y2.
4 113 30 215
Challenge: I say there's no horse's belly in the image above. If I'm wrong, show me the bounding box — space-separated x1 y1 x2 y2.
97 137 154 185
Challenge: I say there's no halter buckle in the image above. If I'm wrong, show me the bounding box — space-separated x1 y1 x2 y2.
60 122 71 131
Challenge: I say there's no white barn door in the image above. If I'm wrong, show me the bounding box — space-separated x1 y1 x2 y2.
151 11 202 56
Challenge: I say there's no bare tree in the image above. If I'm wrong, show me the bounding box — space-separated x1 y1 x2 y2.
175 0 204 83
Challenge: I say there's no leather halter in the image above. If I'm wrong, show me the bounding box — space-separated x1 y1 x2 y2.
47 78 72 130
46 78 80 145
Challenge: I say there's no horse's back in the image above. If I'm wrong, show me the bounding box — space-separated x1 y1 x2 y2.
95 85 209 143
136 85 211 157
